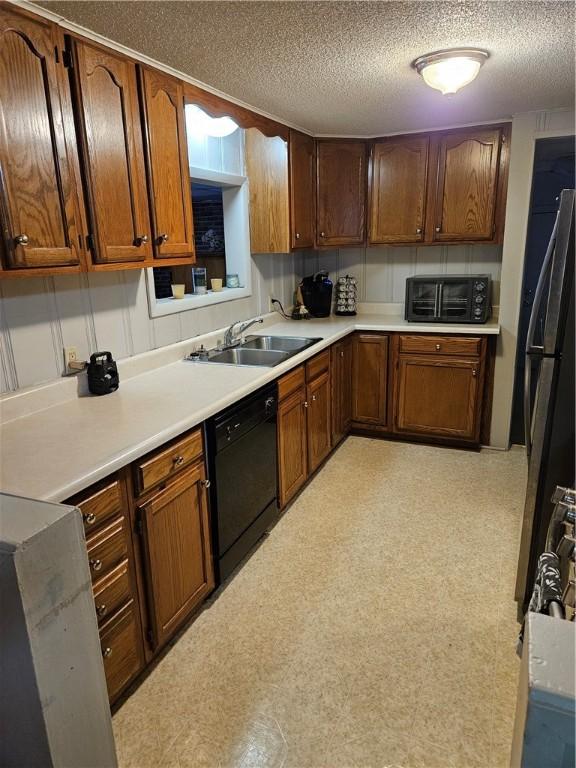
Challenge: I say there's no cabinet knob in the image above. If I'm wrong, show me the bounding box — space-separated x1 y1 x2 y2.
14 234 29 246
435 227 441 233
295 232 300 240
472 369 477 377
96 604 107 617
320 231 326 238
158 233 169 244
416 228 422 234
312 394 317 401
201 479 211 489
102 647 112 658
173 455 185 467
303 401 309 408
84 512 96 525
340 351 344 358
435 344 441 351
90 559 102 572
135 234 149 246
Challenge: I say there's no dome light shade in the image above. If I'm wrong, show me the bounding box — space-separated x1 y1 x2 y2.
185 104 239 138
412 49 489 95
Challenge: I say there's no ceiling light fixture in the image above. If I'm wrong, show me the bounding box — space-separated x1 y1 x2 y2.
412 48 489 95
185 104 239 138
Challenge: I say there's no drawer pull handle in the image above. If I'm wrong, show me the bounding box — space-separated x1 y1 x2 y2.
102 646 112 658
173 455 185 467
91 559 103 572
435 344 441 351
96 604 107 617
84 512 96 525
15 233 29 245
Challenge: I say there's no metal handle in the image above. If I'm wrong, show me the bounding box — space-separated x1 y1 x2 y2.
90 559 102 572
84 512 96 525
303 401 309 408
524 208 561 460
135 234 149 246
14 234 29 245
416 228 422 234
320 231 326 238
201 479 211 489
158 233 169 243
340 351 344 358
96 604 107 617
434 284 441 319
435 226 441 233
295 232 300 240
312 394 317 401
102 647 112 658
173 455 185 467
472 369 477 377
435 343 441 351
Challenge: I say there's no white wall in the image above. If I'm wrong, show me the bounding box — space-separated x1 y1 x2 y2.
490 108 575 449
0 253 299 393
303 244 503 304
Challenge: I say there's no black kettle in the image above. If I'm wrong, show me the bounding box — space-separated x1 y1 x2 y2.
87 352 119 396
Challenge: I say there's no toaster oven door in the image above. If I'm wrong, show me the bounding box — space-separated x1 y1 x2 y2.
408 280 440 319
438 280 471 321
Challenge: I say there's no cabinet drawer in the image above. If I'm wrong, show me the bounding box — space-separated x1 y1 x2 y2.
86 517 128 581
99 601 142 702
306 350 330 382
74 480 123 533
398 335 482 357
93 558 132 625
278 365 305 401
134 429 203 495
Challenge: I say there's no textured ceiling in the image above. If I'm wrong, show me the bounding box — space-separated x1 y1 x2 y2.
35 0 575 135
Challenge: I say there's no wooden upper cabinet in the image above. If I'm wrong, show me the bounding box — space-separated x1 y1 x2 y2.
369 136 429 244
139 67 195 261
316 140 367 246
0 6 84 272
288 130 315 249
72 39 152 265
138 462 214 649
431 127 503 242
245 128 290 254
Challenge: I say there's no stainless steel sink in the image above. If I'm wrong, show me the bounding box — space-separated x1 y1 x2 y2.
242 335 322 352
205 348 290 367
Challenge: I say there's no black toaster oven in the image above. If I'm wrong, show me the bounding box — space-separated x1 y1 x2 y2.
405 275 492 324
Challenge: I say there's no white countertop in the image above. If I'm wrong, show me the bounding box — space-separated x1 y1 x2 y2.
0 313 499 503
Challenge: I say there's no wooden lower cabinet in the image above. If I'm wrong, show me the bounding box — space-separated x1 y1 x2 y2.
277 386 308 508
307 370 331 473
352 333 389 426
99 601 144 703
331 336 353 444
137 461 214 649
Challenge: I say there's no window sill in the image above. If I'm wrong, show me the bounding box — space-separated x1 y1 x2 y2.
147 283 252 317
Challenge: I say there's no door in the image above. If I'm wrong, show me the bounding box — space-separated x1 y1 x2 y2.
352 333 388 425
307 371 331 473
0 7 83 269
317 140 366 246
369 136 429 244
331 337 352 444
433 128 502 242
289 130 315 249
140 67 195 260
138 462 214 648
395 355 481 440
73 40 152 264
278 386 308 508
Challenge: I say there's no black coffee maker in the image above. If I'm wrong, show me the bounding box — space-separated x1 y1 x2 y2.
299 271 333 318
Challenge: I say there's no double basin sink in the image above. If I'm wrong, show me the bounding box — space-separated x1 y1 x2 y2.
191 335 321 367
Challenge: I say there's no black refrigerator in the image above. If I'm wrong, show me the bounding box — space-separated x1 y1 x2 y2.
515 188 575 614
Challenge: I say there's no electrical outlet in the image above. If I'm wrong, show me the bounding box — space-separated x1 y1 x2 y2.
269 296 277 312
64 346 78 367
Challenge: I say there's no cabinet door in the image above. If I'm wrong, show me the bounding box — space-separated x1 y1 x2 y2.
352 333 388 425
0 7 83 270
138 462 214 648
316 140 366 246
395 355 482 441
432 128 502 242
369 136 429 244
140 67 195 260
331 337 352 445
245 128 290 254
278 386 308 508
73 40 152 264
307 370 331 474
289 130 315 249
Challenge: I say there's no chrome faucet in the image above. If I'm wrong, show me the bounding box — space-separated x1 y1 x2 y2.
223 317 263 348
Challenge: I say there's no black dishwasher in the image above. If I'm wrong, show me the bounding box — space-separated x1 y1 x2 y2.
206 383 278 583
